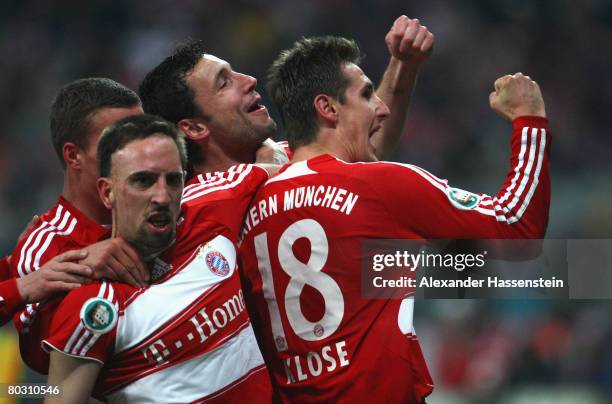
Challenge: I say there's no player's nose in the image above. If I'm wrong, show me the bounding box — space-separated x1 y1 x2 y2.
151 178 172 205
376 97 391 120
239 72 257 93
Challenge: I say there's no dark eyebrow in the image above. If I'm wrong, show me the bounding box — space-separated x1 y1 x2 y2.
128 170 156 180
127 170 182 179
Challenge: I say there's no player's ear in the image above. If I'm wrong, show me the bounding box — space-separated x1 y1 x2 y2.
97 177 114 209
62 142 82 170
178 118 210 141
314 94 338 124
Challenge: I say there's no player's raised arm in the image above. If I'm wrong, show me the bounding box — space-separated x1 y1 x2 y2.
372 15 434 160
378 73 550 239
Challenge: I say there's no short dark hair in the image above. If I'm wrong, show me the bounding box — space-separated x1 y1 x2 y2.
97 114 188 178
267 36 362 149
139 40 207 166
50 77 141 168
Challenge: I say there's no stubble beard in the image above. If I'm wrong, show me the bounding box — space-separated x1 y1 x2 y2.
129 225 176 262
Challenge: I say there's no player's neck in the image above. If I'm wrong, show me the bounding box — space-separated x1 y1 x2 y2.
62 173 110 225
291 134 349 163
193 140 256 174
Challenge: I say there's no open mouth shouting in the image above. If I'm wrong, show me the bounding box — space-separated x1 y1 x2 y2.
246 94 268 115
146 211 173 234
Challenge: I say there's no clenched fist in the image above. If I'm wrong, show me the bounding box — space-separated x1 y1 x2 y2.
489 73 546 121
385 15 434 65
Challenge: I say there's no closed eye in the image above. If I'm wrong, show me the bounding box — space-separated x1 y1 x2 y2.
361 83 374 99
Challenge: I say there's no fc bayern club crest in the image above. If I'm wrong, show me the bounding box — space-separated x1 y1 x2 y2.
205 251 230 276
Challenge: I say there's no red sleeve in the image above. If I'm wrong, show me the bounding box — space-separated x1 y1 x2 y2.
42 281 119 365
0 276 24 327
183 164 270 237
375 116 551 239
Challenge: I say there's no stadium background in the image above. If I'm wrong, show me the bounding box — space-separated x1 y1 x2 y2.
0 0 610 402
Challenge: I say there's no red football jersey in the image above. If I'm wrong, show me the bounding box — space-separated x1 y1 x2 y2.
239 117 551 402
9 196 109 372
43 164 273 402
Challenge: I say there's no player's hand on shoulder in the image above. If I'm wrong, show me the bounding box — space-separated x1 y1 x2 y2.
489 73 546 121
256 138 290 165
385 15 434 65
82 238 149 288
16 249 92 303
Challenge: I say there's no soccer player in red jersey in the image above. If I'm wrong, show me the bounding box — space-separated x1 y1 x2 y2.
9 78 149 373
238 37 550 402
44 115 273 403
138 15 434 175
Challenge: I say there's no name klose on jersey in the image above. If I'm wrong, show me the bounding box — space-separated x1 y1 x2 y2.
242 185 359 239
283 339 350 384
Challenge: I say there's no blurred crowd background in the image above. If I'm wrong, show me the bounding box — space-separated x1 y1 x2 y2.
0 0 610 402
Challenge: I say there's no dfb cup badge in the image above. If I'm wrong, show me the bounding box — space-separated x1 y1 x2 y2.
79 297 118 334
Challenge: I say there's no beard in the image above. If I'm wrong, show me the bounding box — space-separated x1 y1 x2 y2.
128 224 176 262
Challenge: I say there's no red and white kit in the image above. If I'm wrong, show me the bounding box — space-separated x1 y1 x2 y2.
43 164 273 403
239 117 551 403
9 197 109 373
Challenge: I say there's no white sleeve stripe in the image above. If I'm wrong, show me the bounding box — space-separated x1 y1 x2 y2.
43 341 105 366
17 303 39 326
71 328 93 355
183 175 230 197
386 161 449 189
106 282 115 303
79 333 100 356
478 127 546 223
23 208 69 275
405 126 544 225
385 162 447 193
183 164 254 197
181 165 254 204
17 206 64 277
406 163 448 187
508 128 547 224
99 281 107 298
506 127 539 211
17 223 50 277
65 322 85 353
497 127 529 204
184 175 230 196
33 217 77 271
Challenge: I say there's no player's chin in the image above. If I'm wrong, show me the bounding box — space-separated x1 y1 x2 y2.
252 121 277 142
365 139 378 162
142 226 175 248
